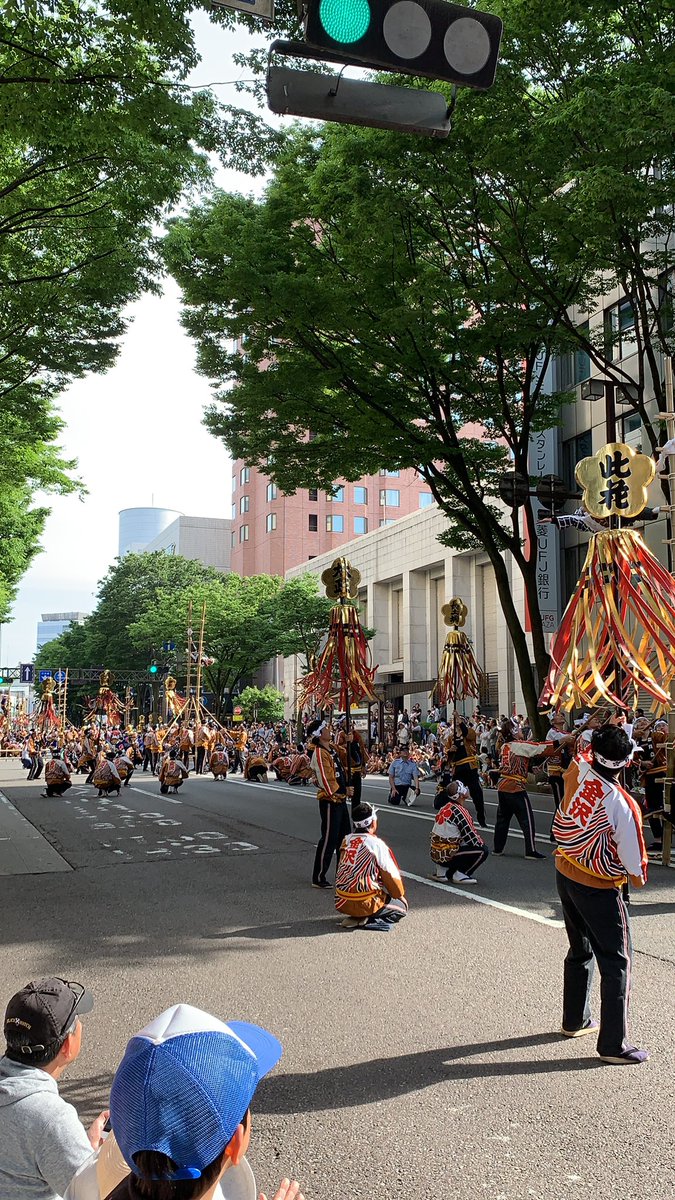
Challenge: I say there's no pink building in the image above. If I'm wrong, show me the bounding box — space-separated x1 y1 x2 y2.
230 462 435 576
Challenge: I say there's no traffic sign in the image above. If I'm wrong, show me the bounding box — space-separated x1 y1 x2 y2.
162 641 175 652
54 669 67 683
39 670 53 682
20 664 34 684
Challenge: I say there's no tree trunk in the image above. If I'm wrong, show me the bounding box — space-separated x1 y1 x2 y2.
491 552 546 739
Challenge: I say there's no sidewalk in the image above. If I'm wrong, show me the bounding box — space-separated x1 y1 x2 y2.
0 761 71 876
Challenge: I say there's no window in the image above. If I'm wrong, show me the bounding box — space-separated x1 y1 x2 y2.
240 495 249 515
354 486 368 504
326 514 344 533
604 299 635 361
231 475 237 493
308 488 318 502
354 516 368 535
379 518 395 527
266 482 277 502
558 322 591 389
266 513 277 532
658 269 675 336
239 524 249 543
231 503 236 520
327 486 344 502
240 466 250 485
380 469 400 477
419 492 434 509
379 489 400 506
562 430 592 493
231 531 236 548
308 514 318 532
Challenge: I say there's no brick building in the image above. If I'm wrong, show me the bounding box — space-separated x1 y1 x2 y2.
229 460 435 576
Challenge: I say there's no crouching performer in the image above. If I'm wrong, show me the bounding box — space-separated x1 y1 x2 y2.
93 751 122 797
431 780 489 884
210 743 229 780
159 748 189 794
42 749 72 797
335 802 408 932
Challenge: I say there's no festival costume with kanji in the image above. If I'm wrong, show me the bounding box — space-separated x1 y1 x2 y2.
244 754 268 781
159 757 188 793
114 753 134 787
311 743 352 886
432 801 489 880
210 749 229 779
553 757 648 1057
93 760 122 795
495 741 556 855
447 726 486 825
335 831 407 922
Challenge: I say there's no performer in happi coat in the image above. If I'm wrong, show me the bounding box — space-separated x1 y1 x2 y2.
159 748 189 794
42 749 72 798
93 751 122 797
334 802 407 930
494 722 562 859
553 724 648 1065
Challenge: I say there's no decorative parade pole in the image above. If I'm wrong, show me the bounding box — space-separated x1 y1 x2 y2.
433 597 483 715
299 557 378 786
540 441 675 713
657 355 675 865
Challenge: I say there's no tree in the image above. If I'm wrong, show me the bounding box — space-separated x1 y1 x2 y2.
0 0 284 614
265 575 334 672
164 0 674 730
238 685 285 724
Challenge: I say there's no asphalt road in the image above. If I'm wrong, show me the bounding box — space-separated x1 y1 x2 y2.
1 759 675 1200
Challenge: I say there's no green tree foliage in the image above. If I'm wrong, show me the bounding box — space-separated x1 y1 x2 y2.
164 0 675 729
0 0 283 617
262 575 334 671
237 685 285 724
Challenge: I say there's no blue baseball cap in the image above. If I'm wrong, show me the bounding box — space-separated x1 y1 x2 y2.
109 1004 282 1181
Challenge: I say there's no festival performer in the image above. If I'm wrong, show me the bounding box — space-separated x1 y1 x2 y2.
271 751 292 781
178 722 194 769
637 719 667 851
114 747 135 789
553 725 648 1064
41 749 72 798
287 745 313 786
142 725 160 774
334 802 408 931
209 741 229 780
546 714 574 841
494 723 560 859
232 725 248 774
195 721 212 775
93 751 122 797
430 781 489 884
309 720 352 890
158 748 189 794
446 714 487 827
243 751 268 782
335 720 367 810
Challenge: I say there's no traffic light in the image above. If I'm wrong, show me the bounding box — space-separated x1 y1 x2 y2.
304 0 503 90
148 662 159 675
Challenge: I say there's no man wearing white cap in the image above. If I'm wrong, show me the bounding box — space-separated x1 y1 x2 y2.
65 1004 303 1200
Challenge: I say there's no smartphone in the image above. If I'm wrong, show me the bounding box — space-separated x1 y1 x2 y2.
103 1117 112 1133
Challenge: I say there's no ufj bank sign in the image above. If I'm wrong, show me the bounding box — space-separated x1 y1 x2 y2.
526 350 562 642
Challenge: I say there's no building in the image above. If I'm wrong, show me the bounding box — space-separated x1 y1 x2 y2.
36 612 89 653
229 461 435 576
283 503 514 720
118 508 182 557
142 514 232 573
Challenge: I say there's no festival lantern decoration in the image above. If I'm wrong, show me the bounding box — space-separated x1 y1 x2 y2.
434 597 483 706
540 441 675 712
298 557 377 714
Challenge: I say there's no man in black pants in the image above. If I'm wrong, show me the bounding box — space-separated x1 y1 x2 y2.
553 725 648 1065
493 722 559 859
447 717 487 827
309 721 352 889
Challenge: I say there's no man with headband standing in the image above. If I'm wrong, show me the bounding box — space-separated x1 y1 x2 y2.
334 802 408 931
309 720 353 890
552 725 649 1065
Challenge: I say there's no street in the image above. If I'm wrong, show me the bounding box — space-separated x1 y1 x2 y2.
1 758 674 1199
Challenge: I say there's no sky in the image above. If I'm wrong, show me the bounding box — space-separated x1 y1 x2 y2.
2 10 271 666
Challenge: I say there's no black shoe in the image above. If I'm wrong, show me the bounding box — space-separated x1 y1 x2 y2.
477 821 488 829
525 851 547 860
311 880 331 889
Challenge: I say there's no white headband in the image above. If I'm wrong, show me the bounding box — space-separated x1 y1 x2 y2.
593 751 632 770
353 807 377 830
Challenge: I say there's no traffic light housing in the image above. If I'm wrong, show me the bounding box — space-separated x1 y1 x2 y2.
148 662 159 675
304 0 503 90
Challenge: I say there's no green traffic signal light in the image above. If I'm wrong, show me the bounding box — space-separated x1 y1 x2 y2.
148 663 158 675
319 0 370 42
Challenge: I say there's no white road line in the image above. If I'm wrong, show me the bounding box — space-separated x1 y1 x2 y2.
402 871 564 928
129 786 182 805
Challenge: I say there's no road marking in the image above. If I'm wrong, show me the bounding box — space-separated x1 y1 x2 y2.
402 871 564 928
129 786 182 805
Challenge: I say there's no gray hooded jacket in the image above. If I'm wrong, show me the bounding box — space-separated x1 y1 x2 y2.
0 1056 93 1200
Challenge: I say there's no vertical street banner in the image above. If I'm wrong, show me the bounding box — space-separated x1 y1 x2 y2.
527 354 562 641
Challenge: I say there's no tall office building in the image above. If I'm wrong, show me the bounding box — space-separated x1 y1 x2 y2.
229 461 435 576
36 612 89 652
